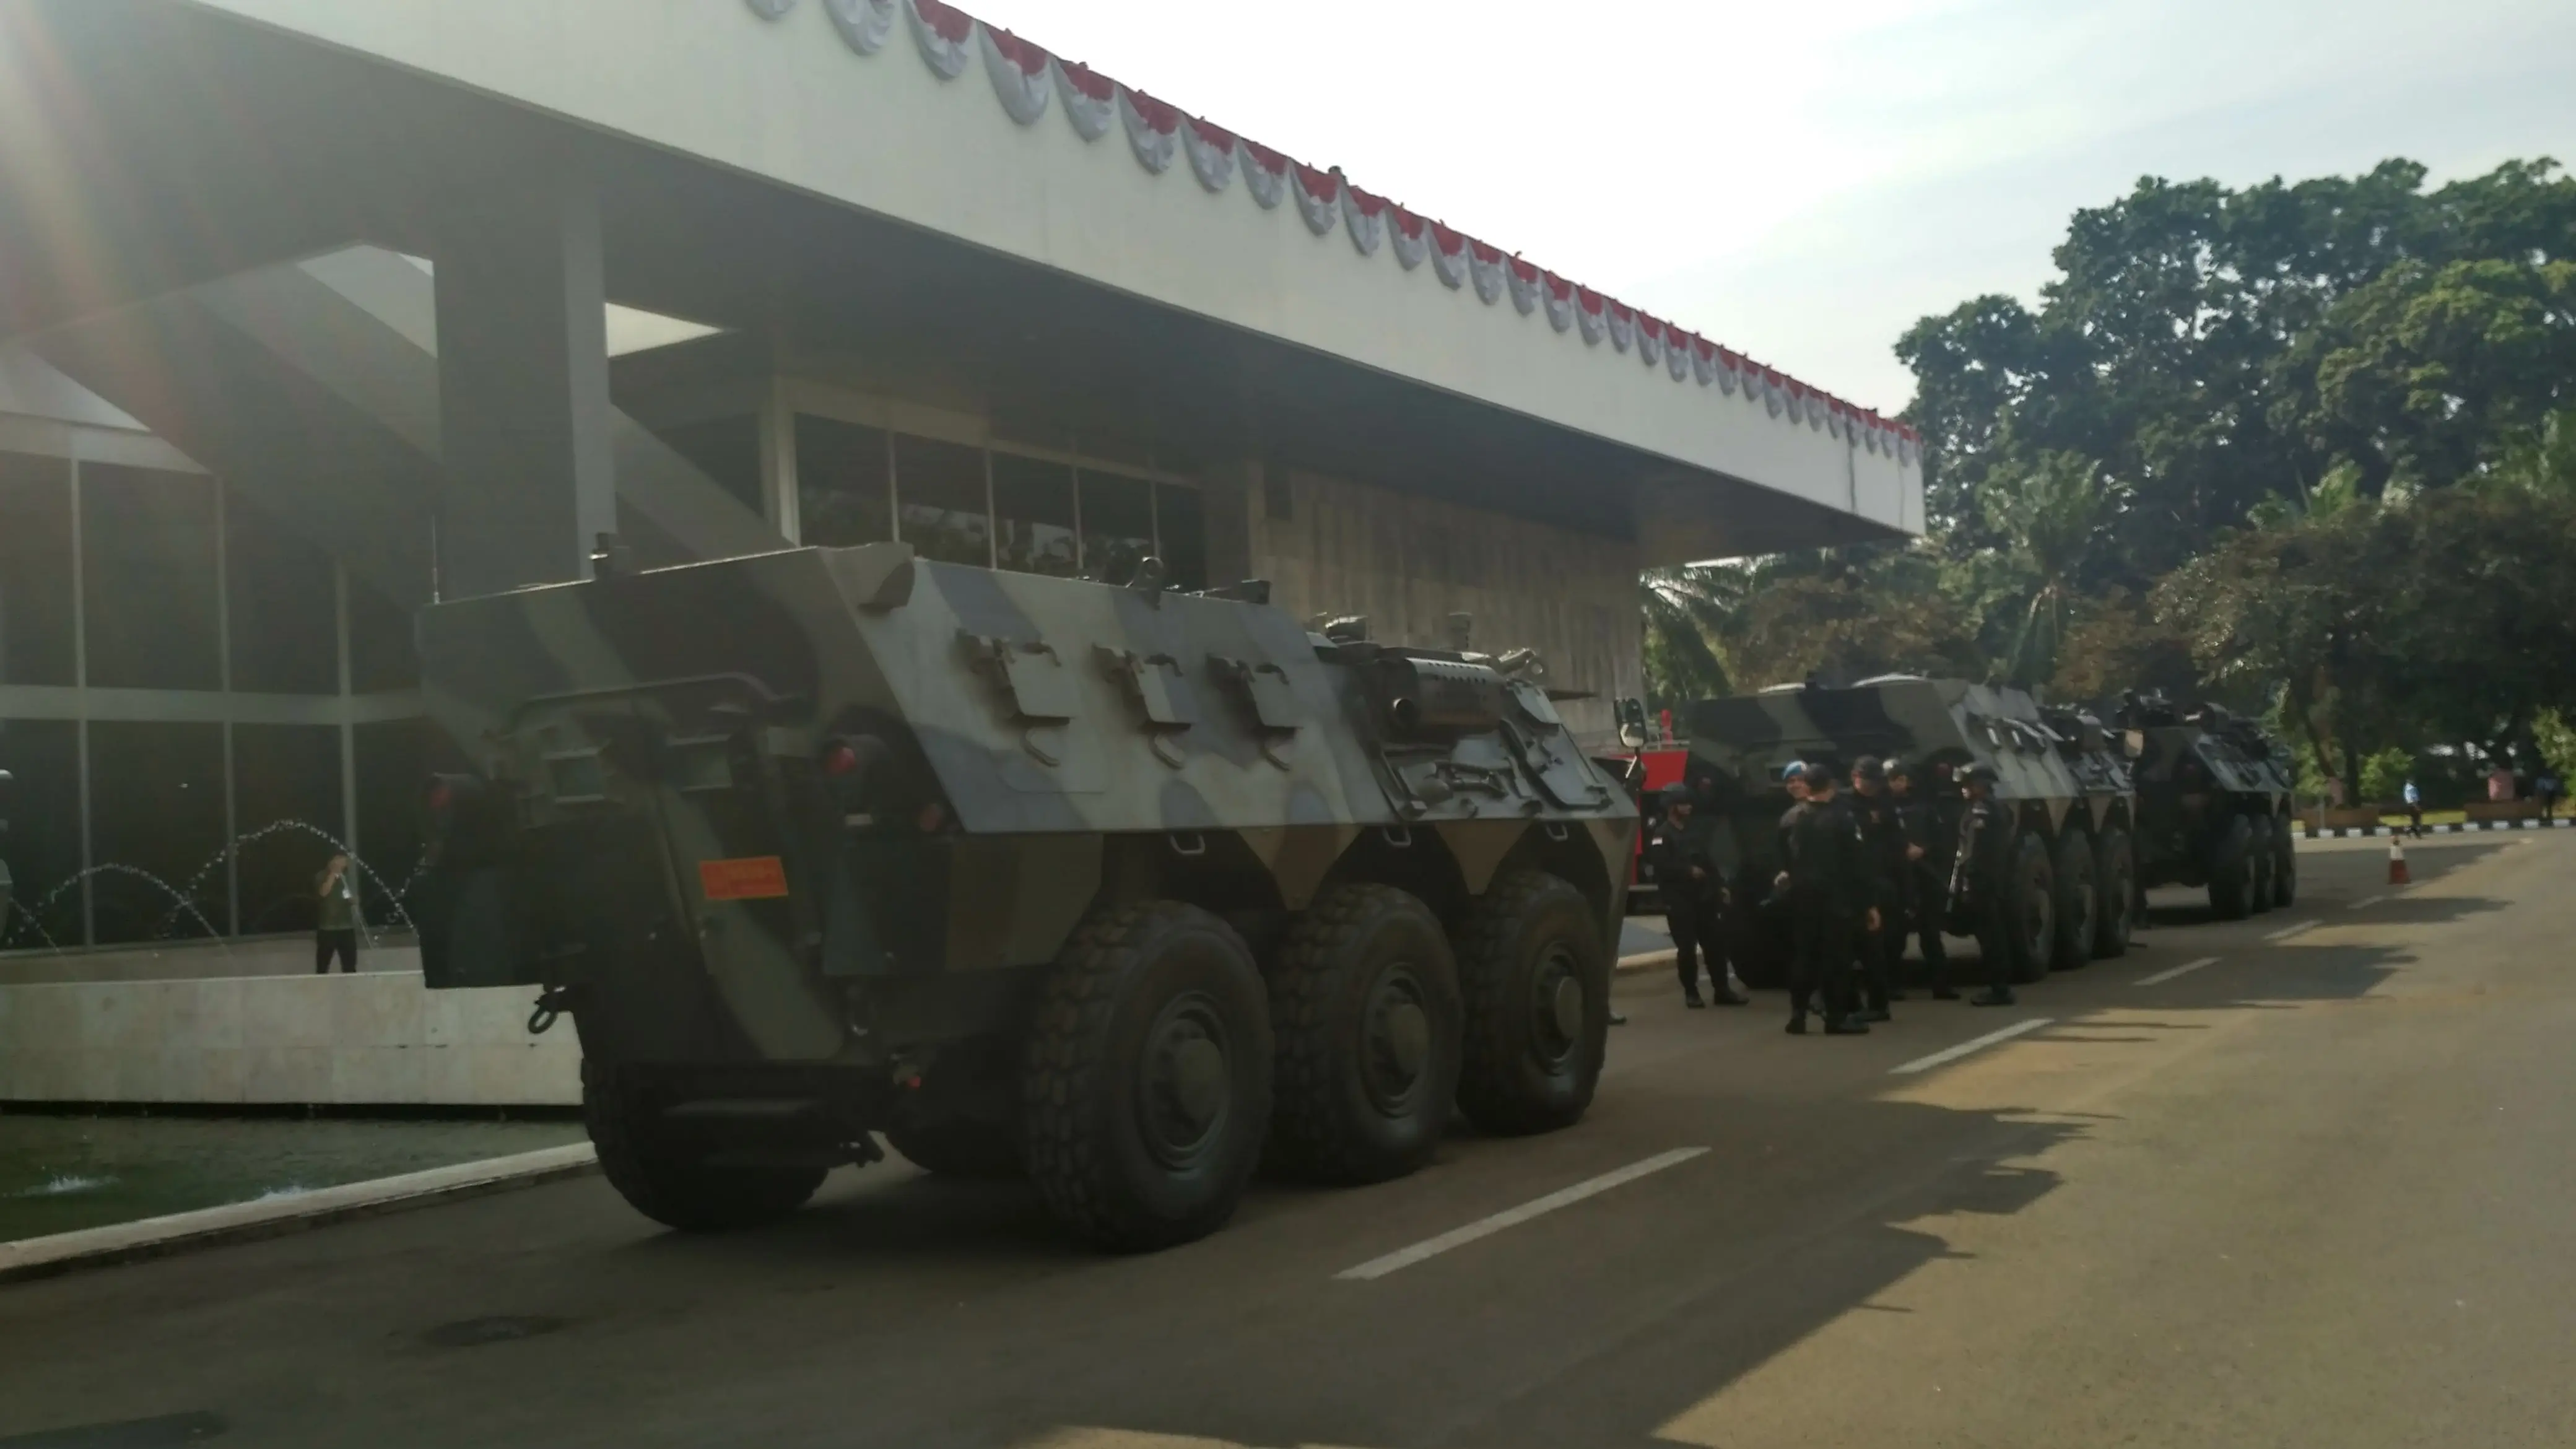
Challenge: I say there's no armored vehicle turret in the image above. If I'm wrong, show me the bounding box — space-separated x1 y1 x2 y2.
2114 694 2297 918
1679 677 2136 985
411 542 1634 1251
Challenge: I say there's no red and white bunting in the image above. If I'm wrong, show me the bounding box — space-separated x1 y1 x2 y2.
1183 116 1237 193
1121 89 1180 174
979 27 1051 125
751 0 1920 476
1468 241 1507 306
1053 56 1114 141
905 0 974 79
1342 184 1388 258
1388 207 1429 271
1292 164 1339 237
1544 274 1577 334
1430 223 1471 290
1240 140 1289 210
821 0 896 54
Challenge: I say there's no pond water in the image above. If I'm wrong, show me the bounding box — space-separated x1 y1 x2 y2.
0 1112 586 1242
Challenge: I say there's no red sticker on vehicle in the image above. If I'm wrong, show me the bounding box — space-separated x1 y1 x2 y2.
698 856 789 902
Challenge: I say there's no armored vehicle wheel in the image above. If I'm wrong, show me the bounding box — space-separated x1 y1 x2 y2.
2270 816 2299 908
2009 835 2056 985
1265 883 1464 1185
2247 826 2277 913
1453 871 1610 1136
2207 816 2256 920
2092 829 2136 959
886 1108 1020 1180
2050 832 2098 971
581 1062 829 1233
1021 901 1273 1252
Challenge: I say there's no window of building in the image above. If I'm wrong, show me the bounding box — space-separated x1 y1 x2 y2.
1079 470 1155 585
0 453 76 687
232 724 345 936
347 576 417 695
224 484 339 695
894 435 991 567
993 453 1079 578
84 721 227 944
0 719 81 950
1155 482 1208 592
650 413 765 518
794 415 893 548
81 464 221 692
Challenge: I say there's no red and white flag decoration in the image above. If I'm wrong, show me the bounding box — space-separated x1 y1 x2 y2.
1430 224 1471 290
744 0 1923 481
1053 56 1115 141
1183 116 1237 193
1388 207 1430 272
1468 240 1508 306
980 27 1051 125
905 0 974 79
822 0 895 53
1121 89 1180 175
1292 164 1339 237
1240 140 1289 210
1342 184 1388 258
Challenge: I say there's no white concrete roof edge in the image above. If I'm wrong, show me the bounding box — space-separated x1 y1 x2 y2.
174 0 1921 537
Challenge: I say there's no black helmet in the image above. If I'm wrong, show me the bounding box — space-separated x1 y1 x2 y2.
1957 762 1999 786
1659 782 1694 809
1851 755 1886 783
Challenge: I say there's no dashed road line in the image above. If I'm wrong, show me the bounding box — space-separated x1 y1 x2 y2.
1889 1018 2055 1076
1334 1148 1709 1281
2266 918 2324 941
2136 955 2221 987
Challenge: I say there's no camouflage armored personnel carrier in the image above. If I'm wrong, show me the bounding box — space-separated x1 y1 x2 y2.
411 542 1633 1251
2113 694 2297 919
1679 677 2136 986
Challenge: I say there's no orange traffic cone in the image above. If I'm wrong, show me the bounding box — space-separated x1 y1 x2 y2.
2388 838 2411 886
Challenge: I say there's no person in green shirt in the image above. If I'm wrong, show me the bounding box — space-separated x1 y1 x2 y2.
314 853 360 974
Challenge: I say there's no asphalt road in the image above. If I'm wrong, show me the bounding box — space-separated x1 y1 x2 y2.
3 831 2570 1448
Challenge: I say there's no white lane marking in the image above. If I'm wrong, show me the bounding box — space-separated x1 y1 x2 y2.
2266 918 2323 941
2348 894 2388 911
2136 955 2220 986
1334 1148 1709 1281
1889 1018 2055 1076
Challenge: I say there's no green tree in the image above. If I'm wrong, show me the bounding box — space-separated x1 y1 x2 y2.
1638 564 1745 713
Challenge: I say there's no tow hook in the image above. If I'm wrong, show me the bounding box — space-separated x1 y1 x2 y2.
527 985 582 1036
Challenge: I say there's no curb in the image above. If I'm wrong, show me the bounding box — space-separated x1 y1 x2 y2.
0 1142 599 1286
2304 818 2572 839
1617 948 1676 976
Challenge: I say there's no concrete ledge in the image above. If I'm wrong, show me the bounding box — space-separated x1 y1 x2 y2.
0 1142 598 1285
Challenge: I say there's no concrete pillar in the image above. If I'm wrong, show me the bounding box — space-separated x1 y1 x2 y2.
433 185 616 598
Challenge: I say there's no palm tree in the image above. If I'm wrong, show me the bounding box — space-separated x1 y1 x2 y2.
1982 450 2128 689
1640 563 1747 713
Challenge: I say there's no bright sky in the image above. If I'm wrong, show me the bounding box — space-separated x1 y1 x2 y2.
959 0 2576 416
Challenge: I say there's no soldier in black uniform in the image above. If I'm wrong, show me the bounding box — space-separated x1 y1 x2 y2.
1847 757 1912 1022
1887 760 1960 1001
1956 762 2024 1006
1644 783 1750 1008
1781 762 1871 1036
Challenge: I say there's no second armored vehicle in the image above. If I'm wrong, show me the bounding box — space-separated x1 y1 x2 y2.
2115 694 2298 918
411 542 1635 1251
1679 677 2137 985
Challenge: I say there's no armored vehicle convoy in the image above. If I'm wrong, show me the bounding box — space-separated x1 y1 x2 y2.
1679 677 2136 985
411 542 1633 1251
2114 694 2297 919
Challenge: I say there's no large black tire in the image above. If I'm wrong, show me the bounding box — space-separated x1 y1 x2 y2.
2009 833 2056 985
582 1061 829 1233
2208 816 2255 920
1021 901 1273 1252
885 1108 1020 1180
2092 829 2136 959
1453 871 1610 1136
2050 830 2097 972
1265 883 1463 1185
2270 815 2299 908
2248 829 2277 914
